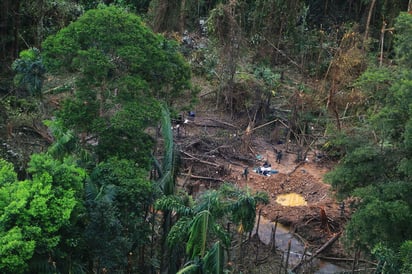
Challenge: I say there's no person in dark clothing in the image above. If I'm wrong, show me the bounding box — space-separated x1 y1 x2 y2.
276 150 283 164
340 201 345 217
242 167 249 180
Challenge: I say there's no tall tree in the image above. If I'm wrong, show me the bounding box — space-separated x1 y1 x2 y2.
84 157 157 272
0 155 85 273
208 2 243 115
0 0 83 77
363 0 377 48
42 5 191 165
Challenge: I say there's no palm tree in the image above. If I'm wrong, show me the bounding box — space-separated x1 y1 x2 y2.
156 188 229 273
155 103 182 273
177 241 225 274
223 184 269 233
12 47 46 97
157 103 179 196
156 183 269 272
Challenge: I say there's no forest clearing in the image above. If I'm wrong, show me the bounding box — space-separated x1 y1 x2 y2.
172 106 355 272
1 1 412 273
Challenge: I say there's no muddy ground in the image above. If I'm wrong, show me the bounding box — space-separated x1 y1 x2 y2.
174 109 351 264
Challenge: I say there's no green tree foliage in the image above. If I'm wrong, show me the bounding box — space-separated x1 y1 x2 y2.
84 181 129 272
42 5 190 102
327 11 412 272
80 0 151 13
394 12 412 68
41 5 191 164
156 183 268 273
354 65 397 111
346 182 412 250
372 243 399 274
0 155 85 273
0 159 17 185
218 183 269 232
11 48 46 97
157 104 179 196
324 145 394 196
399 240 412 273
327 13 412 193
84 157 157 272
0 227 35 274
371 240 412 274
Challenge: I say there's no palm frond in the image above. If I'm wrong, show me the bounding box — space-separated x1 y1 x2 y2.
176 262 200 274
203 241 225 274
84 180 99 202
230 194 257 232
157 103 175 195
187 210 211 259
155 195 193 216
44 119 76 159
218 182 239 197
99 184 116 203
167 216 192 247
211 223 231 247
253 191 270 205
195 190 230 218
85 180 116 203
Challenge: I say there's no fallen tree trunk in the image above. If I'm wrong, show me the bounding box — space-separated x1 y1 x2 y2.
21 125 53 144
179 173 225 182
291 231 342 272
205 145 232 155
287 161 305 176
317 256 378 266
180 151 221 168
206 118 240 129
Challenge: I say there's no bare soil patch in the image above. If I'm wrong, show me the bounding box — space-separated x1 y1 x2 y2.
175 109 350 260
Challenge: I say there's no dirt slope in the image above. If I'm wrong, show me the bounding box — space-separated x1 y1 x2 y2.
175 109 350 258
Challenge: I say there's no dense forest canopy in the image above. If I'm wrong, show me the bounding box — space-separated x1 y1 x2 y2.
1 0 412 273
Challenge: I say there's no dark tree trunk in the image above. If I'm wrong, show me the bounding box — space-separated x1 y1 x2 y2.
0 0 20 74
363 0 377 48
153 0 182 33
12 0 20 58
0 0 9 61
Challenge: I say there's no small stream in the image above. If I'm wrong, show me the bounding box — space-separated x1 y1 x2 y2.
253 217 350 273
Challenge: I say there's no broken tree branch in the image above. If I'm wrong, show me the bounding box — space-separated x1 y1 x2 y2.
261 34 303 70
291 231 342 272
205 145 232 156
206 118 240 129
317 256 378 266
180 151 221 168
179 173 225 182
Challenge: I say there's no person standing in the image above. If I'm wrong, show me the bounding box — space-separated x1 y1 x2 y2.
242 167 249 180
276 150 283 164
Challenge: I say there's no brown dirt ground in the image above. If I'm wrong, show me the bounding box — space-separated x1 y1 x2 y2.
227 145 348 256
175 109 350 259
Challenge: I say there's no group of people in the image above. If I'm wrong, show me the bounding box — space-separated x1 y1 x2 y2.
257 161 273 176
172 111 195 137
241 148 283 180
